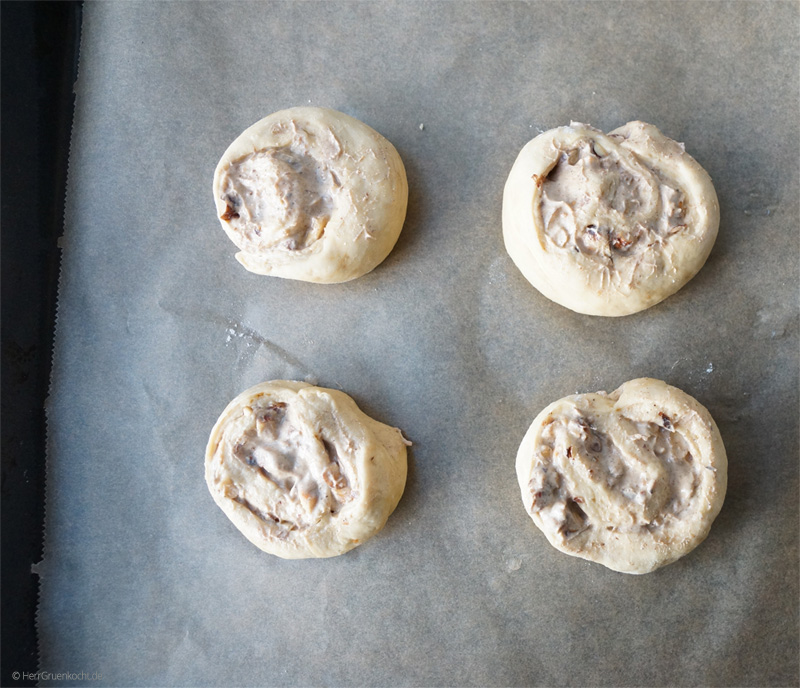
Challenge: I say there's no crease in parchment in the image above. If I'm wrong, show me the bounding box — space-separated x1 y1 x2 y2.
157 298 322 385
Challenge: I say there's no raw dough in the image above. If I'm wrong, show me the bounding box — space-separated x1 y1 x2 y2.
205 380 409 558
213 107 408 283
515 378 727 574
503 121 720 316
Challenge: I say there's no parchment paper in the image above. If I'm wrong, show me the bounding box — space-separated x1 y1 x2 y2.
38 2 799 686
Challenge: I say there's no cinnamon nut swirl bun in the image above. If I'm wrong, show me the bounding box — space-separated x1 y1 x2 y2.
205 381 409 558
503 122 719 316
515 378 727 573
214 107 408 283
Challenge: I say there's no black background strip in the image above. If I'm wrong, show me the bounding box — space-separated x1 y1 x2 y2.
1 2 83 685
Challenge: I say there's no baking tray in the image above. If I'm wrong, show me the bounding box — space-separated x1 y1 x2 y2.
37 2 799 685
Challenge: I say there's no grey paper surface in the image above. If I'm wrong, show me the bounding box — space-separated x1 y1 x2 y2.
39 2 798 686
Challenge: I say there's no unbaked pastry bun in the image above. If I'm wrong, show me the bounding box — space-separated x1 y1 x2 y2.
205 381 409 558
213 107 408 283
515 378 727 574
503 121 719 316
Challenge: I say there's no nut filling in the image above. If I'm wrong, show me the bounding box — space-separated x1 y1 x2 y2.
515 378 727 574
218 146 334 253
531 410 698 541
541 139 688 288
218 400 357 539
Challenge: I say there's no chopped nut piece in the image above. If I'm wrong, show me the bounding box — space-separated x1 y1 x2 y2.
220 204 240 222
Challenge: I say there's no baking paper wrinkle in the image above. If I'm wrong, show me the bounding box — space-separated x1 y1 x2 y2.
157 296 320 383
